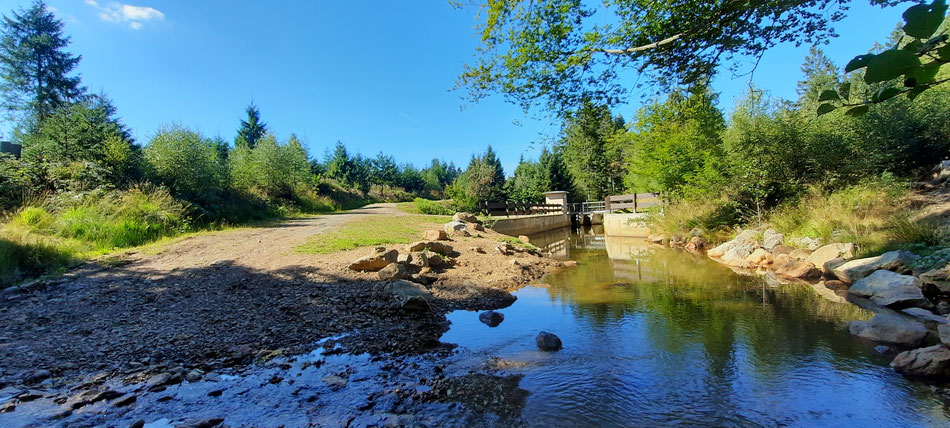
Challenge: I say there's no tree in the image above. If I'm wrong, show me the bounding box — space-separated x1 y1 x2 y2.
505 156 545 202
797 47 840 105
558 102 624 201
234 103 267 149
456 0 875 116
325 141 352 184
398 164 426 193
538 147 575 199
144 125 226 203
370 152 399 188
0 0 83 121
448 146 507 211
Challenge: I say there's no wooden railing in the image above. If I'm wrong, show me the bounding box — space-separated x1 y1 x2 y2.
604 193 660 213
480 201 564 217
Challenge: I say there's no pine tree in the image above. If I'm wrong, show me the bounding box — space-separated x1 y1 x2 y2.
796 46 839 105
235 103 267 149
539 147 574 199
0 0 83 122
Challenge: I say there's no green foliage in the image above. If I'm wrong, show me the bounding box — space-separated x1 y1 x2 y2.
229 133 311 201
144 124 227 204
0 153 28 209
0 230 78 288
234 103 267 149
448 146 507 211
413 197 455 215
295 214 451 254
558 102 626 201
0 0 83 120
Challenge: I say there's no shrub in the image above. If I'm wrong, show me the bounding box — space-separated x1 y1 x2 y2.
413 198 455 215
144 125 226 204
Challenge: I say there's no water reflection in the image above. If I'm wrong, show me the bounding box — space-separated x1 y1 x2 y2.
442 228 950 427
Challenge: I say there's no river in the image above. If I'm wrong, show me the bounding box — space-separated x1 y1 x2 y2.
442 226 950 426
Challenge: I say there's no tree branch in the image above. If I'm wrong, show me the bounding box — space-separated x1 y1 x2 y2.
592 33 684 55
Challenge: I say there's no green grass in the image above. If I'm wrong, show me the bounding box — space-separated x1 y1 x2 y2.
295 214 451 254
499 236 538 251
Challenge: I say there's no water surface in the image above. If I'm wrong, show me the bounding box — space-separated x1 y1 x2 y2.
442 227 950 427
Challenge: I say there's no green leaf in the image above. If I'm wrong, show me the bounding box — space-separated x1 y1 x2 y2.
817 103 836 116
864 50 921 84
845 105 870 116
915 61 944 84
875 87 903 101
845 54 875 73
907 87 927 100
902 0 949 39
838 82 851 100
903 40 924 52
818 89 840 101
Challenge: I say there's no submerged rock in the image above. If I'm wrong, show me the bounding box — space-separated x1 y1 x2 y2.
536 331 562 351
833 250 918 283
891 345 950 378
848 314 927 346
478 311 505 327
848 270 928 308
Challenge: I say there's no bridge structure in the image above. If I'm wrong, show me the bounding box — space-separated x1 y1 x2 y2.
479 191 661 231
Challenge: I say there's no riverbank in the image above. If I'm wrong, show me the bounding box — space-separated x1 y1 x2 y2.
0 205 565 426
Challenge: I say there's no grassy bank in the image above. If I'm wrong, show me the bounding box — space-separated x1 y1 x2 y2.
295 214 451 254
651 177 949 256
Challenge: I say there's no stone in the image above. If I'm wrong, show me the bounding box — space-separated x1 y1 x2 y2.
746 248 773 266
822 258 848 275
185 369 203 382
518 235 531 244
806 243 856 272
707 230 758 258
562 260 579 267
453 212 479 223
891 345 950 378
349 249 399 272
685 236 705 253
936 301 950 315
378 263 409 281
22 369 51 385
721 241 756 262
940 325 950 345
405 241 453 255
444 221 468 235
408 274 436 286
374 280 432 302
762 229 784 251
647 234 667 244
848 270 927 308
177 417 225 428
689 227 703 237
397 253 412 265
409 252 429 269
874 345 892 354
833 250 919 283
775 261 821 280
824 280 848 291
536 331 562 351
400 296 432 311
789 249 813 261
772 245 794 256
789 236 822 250
848 314 928 345
920 268 950 293
145 372 180 392
903 307 948 324
427 253 445 267
478 311 505 327
422 229 448 241
130 419 145 428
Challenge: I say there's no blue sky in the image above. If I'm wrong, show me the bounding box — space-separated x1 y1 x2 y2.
2 1 907 174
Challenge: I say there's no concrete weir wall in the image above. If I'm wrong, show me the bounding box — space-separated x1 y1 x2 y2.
604 213 651 237
490 214 571 236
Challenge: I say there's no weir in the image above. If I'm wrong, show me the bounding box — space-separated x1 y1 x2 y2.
485 191 661 238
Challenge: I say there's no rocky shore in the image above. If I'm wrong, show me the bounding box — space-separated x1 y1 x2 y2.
650 228 950 380
0 210 567 426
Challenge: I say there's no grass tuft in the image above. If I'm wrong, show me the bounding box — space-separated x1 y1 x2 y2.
295 214 451 254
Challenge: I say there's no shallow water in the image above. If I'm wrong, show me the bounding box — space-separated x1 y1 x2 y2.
443 227 950 427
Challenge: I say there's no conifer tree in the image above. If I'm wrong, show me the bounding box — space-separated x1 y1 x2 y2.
235 103 267 149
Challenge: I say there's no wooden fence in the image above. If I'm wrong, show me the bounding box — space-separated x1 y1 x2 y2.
480 201 564 217
604 193 661 213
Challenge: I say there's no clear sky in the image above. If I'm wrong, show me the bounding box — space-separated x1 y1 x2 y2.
1 1 907 174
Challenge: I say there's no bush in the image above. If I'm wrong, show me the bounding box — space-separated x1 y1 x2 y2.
144 125 226 204
413 198 455 215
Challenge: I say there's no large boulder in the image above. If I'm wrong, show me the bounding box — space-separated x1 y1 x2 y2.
848 314 928 346
902 307 948 324
405 241 453 256
847 270 928 308
891 345 950 378
444 221 468 235
721 241 756 263
452 212 479 223
707 230 758 258
762 229 784 251
774 260 821 280
833 250 919 283
920 268 950 294
536 331 562 351
349 249 399 272
746 248 773 266
805 243 856 272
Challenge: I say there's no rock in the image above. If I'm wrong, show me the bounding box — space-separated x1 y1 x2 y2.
322 374 348 388
902 307 948 324
478 311 505 327
427 253 445 267
409 252 429 269
408 274 436 286
806 243 856 272
518 235 531 244
0 402 13 413
562 260 579 267
848 270 927 308
762 229 784 251
874 345 892 354
422 229 448 241
689 227 703 237
789 248 813 261
772 245 794 256
940 325 950 345
130 419 145 428
745 248 773 266
209 259 232 268
920 268 950 293
536 331 562 351
185 369 203 382
400 295 432 311
936 301 950 316
374 280 432 302
891 345 950 378
349 249 399 272
177 417 225 428
848 314 928 345
145 372 181 392
833 250 919 283
789 236 822 250
405 241 453 256
685 236 705 253
707 230 758 258
453 212 479 223
114 395 137 407
378 263 409 281
473 247 486 254
822 257 848 275
22 369 51 385
775 261 821 280
444 221 468 235
721 241 756 263
397 253 412 265
824 280 848 291
647 234 667 244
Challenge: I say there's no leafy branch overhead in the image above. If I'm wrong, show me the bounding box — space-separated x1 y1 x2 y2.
818 0 949 116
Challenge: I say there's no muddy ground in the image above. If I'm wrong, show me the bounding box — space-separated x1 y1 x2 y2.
0 203 566 427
